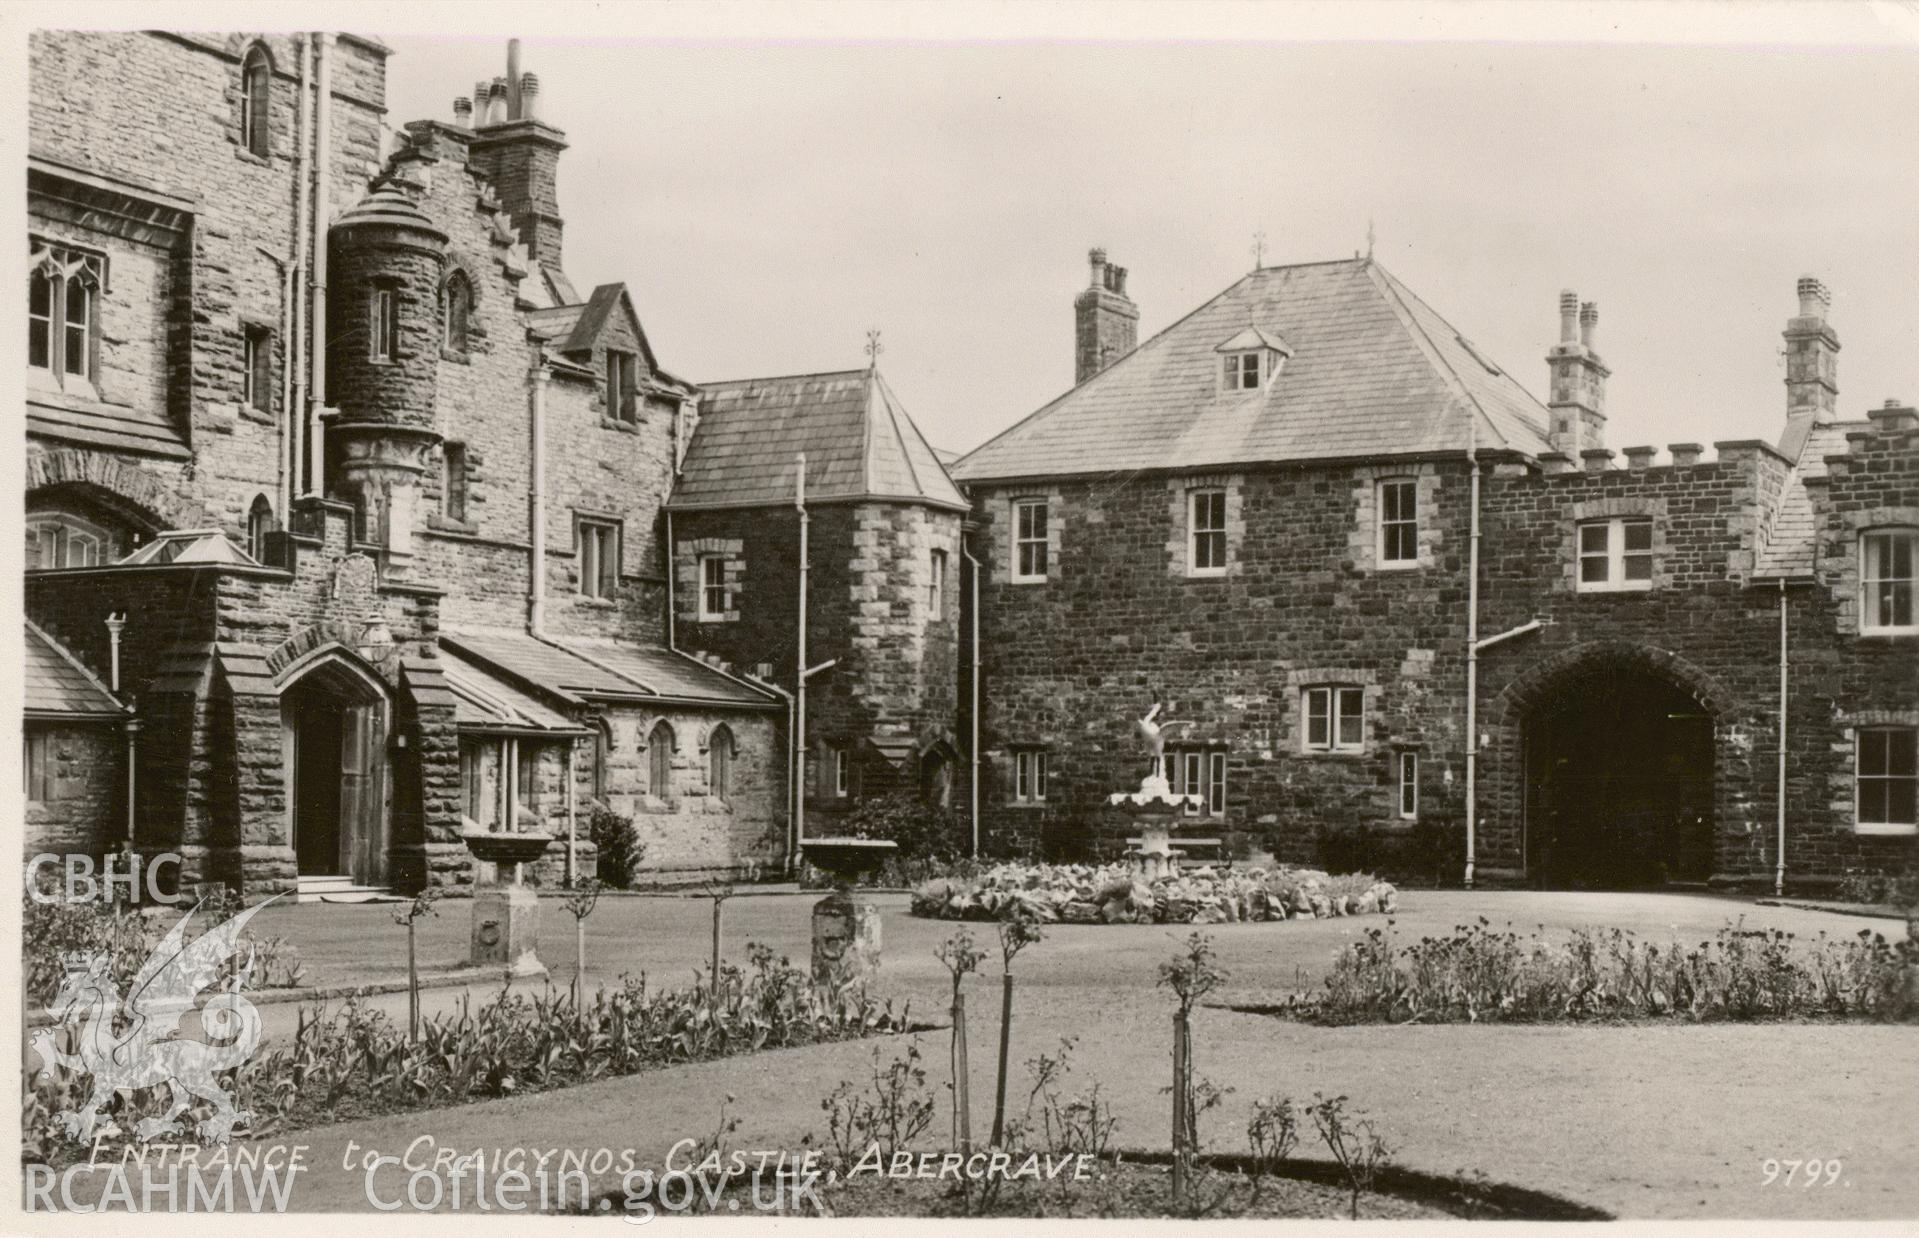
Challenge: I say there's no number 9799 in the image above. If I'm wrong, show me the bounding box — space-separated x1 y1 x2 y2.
1761 1159 1844 1187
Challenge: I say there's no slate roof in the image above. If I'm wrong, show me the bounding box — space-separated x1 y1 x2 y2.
1755 420 1855 579
28 393 190 460
25 620 124 720
953 258 1555 482
440 644 589 734
670 368 968 511
442 629 775 709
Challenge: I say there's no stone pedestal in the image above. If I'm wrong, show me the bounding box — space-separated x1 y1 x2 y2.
471 884 546 977
811 891 881 988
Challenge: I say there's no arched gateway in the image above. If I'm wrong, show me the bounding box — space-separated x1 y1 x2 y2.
1495 642 1733 889
277 646 392 886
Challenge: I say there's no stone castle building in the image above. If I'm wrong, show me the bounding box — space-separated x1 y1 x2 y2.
22 30 1915 896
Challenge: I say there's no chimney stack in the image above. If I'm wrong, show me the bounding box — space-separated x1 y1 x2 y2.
1544 287 1610 457
452 96 473 126
468 41 570 272
1073 246 1139 384
1782 274 1839 427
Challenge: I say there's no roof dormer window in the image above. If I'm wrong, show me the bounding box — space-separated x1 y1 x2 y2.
1214 325 1291 394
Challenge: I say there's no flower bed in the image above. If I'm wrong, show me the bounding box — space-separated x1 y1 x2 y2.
910 862 1397 925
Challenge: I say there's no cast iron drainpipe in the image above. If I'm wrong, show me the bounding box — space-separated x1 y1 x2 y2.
964 545 982 859
1776 579 1789 897
106 614 135 846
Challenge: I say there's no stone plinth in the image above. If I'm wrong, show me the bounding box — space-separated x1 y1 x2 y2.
811 891 881 988
470 884 546 977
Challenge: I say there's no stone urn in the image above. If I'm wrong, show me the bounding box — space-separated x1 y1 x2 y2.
461 830 553 978
803 838 897 988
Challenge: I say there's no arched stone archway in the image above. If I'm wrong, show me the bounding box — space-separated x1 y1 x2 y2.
278 647 393 885
27 448 203 534
1490 642 1733 888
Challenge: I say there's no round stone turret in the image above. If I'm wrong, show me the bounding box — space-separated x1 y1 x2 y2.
325 181 449 578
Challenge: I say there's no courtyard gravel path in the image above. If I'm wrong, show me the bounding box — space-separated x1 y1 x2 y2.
186 892 1919 1217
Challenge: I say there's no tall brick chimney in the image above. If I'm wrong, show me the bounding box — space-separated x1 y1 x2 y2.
1074 247 1138 384
1782 275 1839 426
467 40 569 274
1545 289 1609 456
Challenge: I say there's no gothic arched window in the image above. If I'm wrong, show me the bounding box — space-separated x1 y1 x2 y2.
246 495 276 563
443 271 472 354
648 722 675 801
239 46 272 159
708 726 735 802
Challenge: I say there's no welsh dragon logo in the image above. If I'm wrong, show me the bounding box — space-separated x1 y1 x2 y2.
31 897 277 1144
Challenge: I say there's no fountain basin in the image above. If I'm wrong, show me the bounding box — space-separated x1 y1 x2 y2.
804 837 899 886
460 831 555 869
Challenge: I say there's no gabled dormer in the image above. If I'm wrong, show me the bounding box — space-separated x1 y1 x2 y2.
528 282 696 428
1214 325 1292 394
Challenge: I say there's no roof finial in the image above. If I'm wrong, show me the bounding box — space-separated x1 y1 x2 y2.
1366 218 1376 262
1251 230 1267 272
865 328 883 371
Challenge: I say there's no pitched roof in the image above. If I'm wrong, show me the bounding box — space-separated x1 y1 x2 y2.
116 529 261 567
29 393 191 461
670 368 968 511
1755 420 1855 579
442 628 776 709
25 620 124 720
953 258 1554 482
440 644 590 734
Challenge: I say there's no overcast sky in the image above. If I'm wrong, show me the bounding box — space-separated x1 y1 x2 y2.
377 8 1919 458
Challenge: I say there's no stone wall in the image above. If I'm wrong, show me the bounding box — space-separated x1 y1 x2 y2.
24 724 124 858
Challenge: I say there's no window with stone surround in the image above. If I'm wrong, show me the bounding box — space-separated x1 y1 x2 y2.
647 722 675 803
443 442 469 523
1398 750 1418 820
26 514 109 570
1577 517 1653 591
1013 748 1048 804
830 745 850 798
243 324 273 414
239 46 271 159
1189 488 1227 575
1378 478 1419 566
929 549 948 616
1860 529 1916 635
28 238 103 395
1303 686 1365 753
1856 727 1916 834
24 731 51 804
443 271 472 355
698 553 727 620
606 349 639 423
578 518 621 599
1166 745 1226 817
369 285 399 363
1012 499 1049 583
247 496 275 563
709 725 735 803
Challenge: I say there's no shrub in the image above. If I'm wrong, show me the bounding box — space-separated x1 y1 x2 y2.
839 794 966 863
1314 818 1464 888
1836 866 1919 912
24 891 306 1008
1296 917 1918 1024
26 944 910 1168
590 805 646 888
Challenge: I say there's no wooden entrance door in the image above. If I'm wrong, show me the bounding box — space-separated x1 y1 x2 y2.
339 701 387 885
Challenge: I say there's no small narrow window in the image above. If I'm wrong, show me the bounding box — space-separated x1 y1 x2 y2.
709 726 734 801
240 47 272 158
29 268 53 371
1303 686 1365 753
606 350 638 422
1861 529 1916 634
443 271 472 353
1012 499 1049 583
929 549 948 615
698 553 727 620
461 738 498 828
578 519 620 599
443 443 468 523
370 286 399 362
592 723 611 803
1398 751 1418 819
1577 517 1654 591
1014 749 1048 803
1378 478 1419 565
1856 728 1917 833
833 747 850 798
24 731 51 804
247 495 275 562
62 280 91 379
517 742 542 816
243 325 273 413
648 723 675 801
1189 488 1227 574
1166 746 1225 816
1207 750 1227 817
